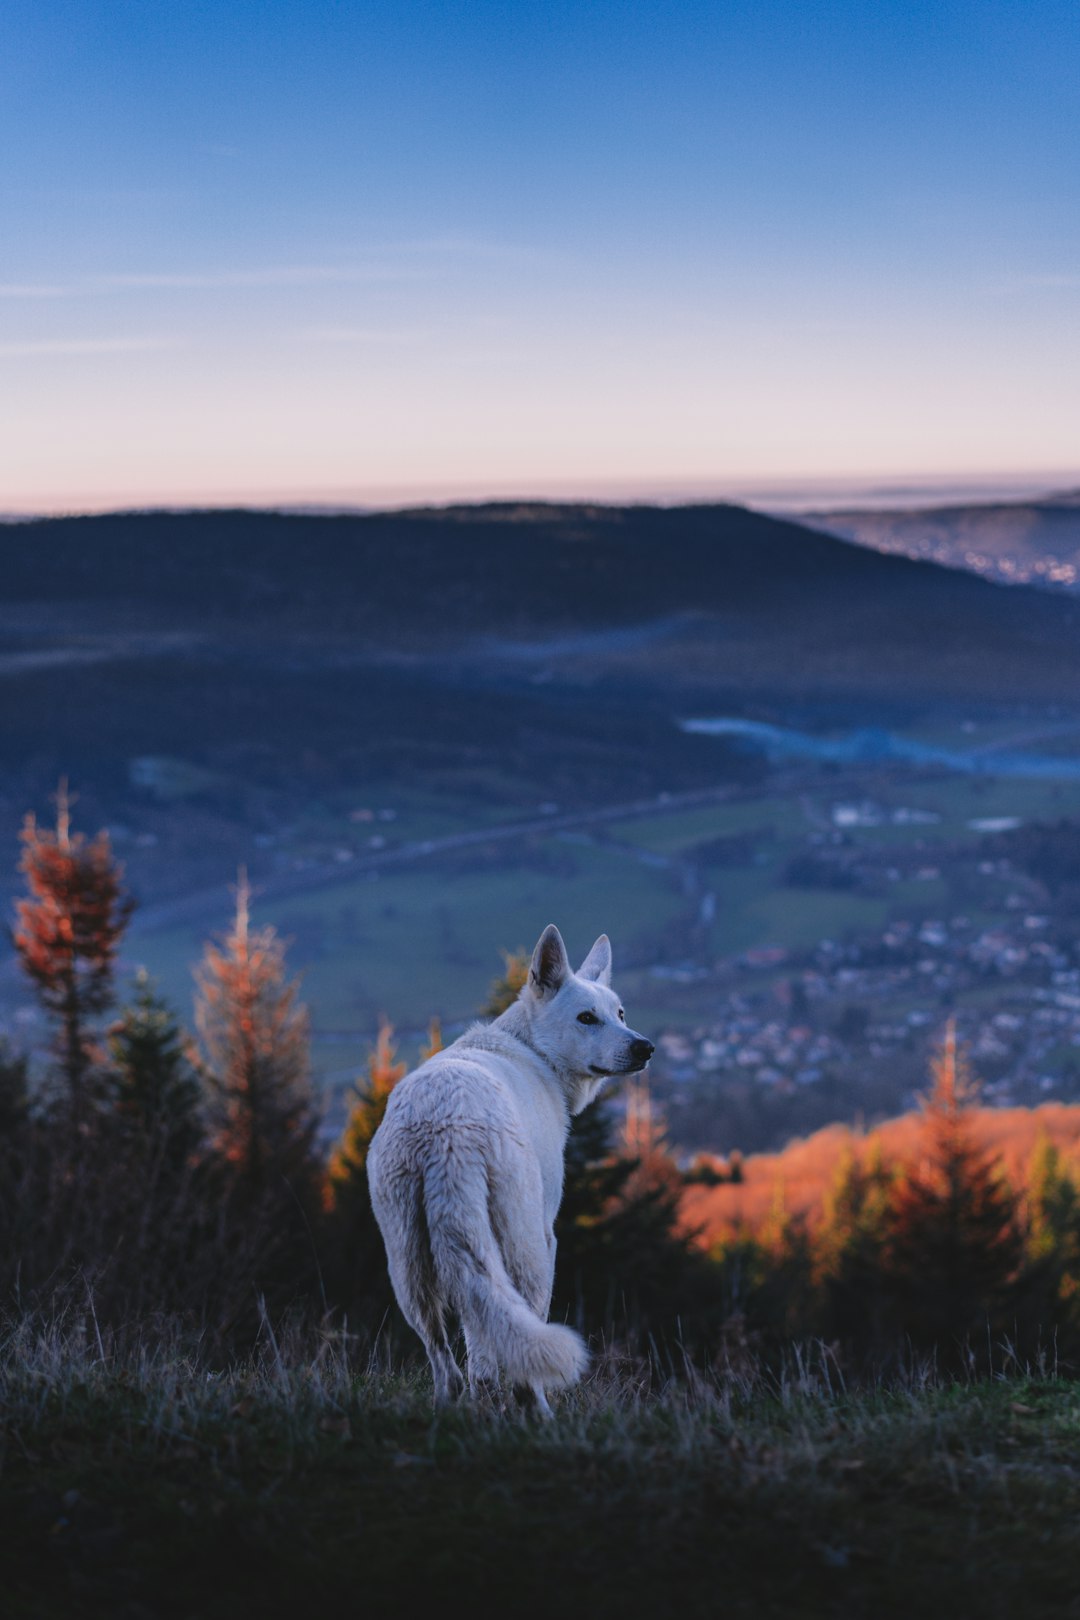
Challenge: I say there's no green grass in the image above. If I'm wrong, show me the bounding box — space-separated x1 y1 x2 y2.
127 842 690 1042
724 881 890 952
280 780 519 855
607 796 808 855
603 770 1080 867
886 876 954 911
869 774 1080 839
4 1319 1080 1619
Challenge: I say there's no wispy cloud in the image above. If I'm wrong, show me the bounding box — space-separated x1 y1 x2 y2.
10 186 189 206
101 265 426 290
368 234 571 268
297 326 427 345
0 336 183 357
0 241 542 302
988 271 1080 295
1015 272 1080 288
0 264 427 300
0 283 74 299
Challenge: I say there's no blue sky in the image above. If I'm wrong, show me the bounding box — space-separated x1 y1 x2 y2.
2 0 1078 511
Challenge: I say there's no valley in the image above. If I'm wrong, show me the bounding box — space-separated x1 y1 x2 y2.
2 502 1080 1154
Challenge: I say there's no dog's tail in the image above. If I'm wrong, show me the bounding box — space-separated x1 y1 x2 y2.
424 1157 588 1392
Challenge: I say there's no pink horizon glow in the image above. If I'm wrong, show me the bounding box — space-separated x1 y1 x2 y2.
4 466 1077 521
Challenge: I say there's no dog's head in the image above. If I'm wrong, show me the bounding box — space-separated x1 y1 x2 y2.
522 924 653 1108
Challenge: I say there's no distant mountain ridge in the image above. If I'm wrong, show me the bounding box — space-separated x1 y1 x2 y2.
2 500 1080 701
1 501 1079 806
2 500 928 628
0 497 1065 627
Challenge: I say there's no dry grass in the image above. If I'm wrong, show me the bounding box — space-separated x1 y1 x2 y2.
3 1307 1080 1618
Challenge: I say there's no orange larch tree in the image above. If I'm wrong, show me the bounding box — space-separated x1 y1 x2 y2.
195 872 317 1194
885 1020 1021 1353
481 948 530 1018
13 782 134 1121
323 1018 411 1325
325 1018 407 1213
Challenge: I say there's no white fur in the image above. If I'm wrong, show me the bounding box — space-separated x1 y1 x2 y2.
367 924 653 1413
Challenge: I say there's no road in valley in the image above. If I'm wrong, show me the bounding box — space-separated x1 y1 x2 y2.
128 782 745 936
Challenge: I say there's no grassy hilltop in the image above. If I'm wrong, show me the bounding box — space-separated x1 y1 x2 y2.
3 1321 1079 1620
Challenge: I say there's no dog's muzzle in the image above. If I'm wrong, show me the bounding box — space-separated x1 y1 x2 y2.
590 1037 654 1078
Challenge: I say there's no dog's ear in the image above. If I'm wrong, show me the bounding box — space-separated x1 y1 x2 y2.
529 923 570 998
577 933 612 986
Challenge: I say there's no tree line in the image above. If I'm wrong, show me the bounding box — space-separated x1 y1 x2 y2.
0 792 704 1358
3 789 1080 1375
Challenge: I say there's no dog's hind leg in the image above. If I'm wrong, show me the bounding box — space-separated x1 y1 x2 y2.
462 1319 502 1406
381 1183 465 1406
512 1380 554 1420
392 1266 464 1405
418 1310 465 1407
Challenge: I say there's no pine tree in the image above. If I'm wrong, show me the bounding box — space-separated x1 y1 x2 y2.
324 1019 408 1325
420 1016 443 1060
0 1042 31 1273
619 1077 683 1205
110 970 204 1167
1025 1133 1080 1266
743 1180 817 1340
326 1019 406 1211
885 1021 1021 1353
195 873 317 1193
553 1092 656 1333
12 782 133 1122
553 1091 721 1348
0 1042 29 1141
481 948 529 1017
817 1140 894 1350
1013 1133 1080 1352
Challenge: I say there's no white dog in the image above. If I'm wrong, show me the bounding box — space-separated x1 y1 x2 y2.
367 924 654 1413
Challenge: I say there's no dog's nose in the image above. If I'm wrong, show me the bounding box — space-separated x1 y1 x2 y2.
631 1037 654 1064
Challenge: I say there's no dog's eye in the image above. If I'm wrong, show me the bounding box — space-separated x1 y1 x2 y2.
618 1009 626 1022
577 1010 600 1025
